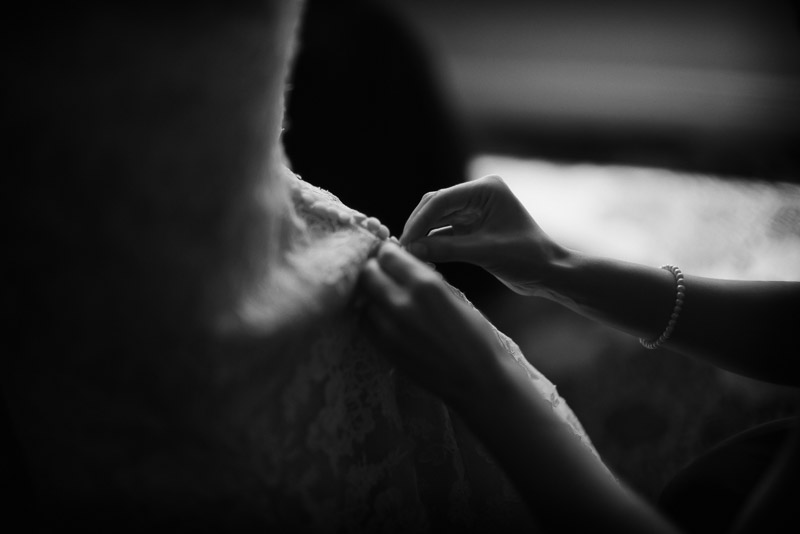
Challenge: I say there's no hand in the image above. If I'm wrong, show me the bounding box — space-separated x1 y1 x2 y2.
400 175 566 296
359 242 510 407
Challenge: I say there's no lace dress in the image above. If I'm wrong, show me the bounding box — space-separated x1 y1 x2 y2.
227 170 608 532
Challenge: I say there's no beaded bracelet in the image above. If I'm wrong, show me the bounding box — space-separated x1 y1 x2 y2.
639 265 685 350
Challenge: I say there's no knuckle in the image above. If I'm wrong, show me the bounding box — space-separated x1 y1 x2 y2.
482 174 507 189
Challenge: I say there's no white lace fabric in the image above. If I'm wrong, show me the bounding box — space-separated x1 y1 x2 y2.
8 169 607 531
227 172 606 531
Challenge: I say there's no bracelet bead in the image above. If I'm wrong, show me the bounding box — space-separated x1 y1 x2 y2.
640 265 685 350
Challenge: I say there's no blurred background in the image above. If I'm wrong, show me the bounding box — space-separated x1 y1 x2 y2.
386 0 800 178
284 0 800 502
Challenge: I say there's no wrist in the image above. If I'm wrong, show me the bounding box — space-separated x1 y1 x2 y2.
532 245 583 303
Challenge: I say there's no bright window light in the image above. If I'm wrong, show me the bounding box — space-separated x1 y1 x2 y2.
470 155 800 281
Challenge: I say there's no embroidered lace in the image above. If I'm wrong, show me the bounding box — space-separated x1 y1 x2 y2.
228 172 607 531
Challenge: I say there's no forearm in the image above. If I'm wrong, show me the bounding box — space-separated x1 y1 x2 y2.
454 356 680 533
540 250 800 385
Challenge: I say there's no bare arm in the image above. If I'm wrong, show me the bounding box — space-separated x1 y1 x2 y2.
360 243 680 533
361 243 799 532
401 175 800 386
462 356 679 533
542 251 800 386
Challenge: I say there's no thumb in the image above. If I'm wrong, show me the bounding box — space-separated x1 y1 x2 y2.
407 234 485 265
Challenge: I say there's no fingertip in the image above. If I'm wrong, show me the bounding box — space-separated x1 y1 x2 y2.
360 257 381 286
364 256 380 271
399 226 416 246
360 257 403 311
376 239 436 286
376 241 409 276
376 239 401 261
400 221 427 246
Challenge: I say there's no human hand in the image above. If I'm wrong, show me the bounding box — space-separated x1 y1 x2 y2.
359 242 511 408
400 175 566 296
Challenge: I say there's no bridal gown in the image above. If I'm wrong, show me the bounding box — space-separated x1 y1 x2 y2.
235 168 610 531
5 167 611 532
5 4 610 531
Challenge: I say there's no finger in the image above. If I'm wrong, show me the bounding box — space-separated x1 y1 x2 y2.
376 241 435 286
408 234 483 264
360 257 406 307
400 181 480 245
403 191 438 234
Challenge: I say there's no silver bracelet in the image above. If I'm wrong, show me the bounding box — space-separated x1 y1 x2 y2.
640 265 685 350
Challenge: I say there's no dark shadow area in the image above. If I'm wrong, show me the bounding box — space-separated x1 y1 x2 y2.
284 0 504 310
284 0 469 235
